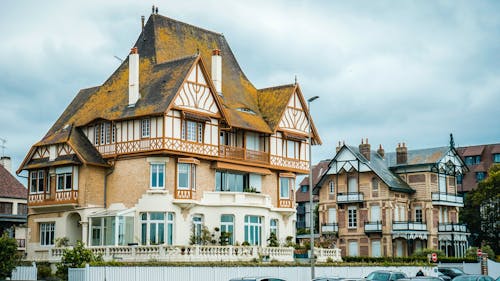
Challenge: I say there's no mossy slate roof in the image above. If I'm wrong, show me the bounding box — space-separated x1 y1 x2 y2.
23 14 320 172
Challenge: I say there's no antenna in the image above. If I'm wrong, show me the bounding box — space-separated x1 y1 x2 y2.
114 55 124 63
0 138 6 157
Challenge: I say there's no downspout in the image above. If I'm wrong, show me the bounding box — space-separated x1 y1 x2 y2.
104 157 117 208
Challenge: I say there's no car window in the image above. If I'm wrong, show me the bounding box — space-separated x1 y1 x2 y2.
395 273 406 280
450 269 465 274
368 272 391 281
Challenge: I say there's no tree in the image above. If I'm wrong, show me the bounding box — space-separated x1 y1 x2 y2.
0 232 22 279
56 241 102 280
461 164 500 254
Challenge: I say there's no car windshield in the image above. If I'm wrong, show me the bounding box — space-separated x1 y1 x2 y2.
449 269 465 274
367 272 391 281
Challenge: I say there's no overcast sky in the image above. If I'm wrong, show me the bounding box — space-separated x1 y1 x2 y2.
1 1 499 184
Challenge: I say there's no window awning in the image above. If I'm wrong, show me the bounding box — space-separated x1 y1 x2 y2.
211 161 272 175
89 208 135 217
178 157 200 165
182 111 211 123
282 132 307 142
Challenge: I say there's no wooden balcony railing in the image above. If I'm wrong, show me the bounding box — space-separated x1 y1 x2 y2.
218 145 269 164
175 189 192 199
28 190 78 206
278 198 293 208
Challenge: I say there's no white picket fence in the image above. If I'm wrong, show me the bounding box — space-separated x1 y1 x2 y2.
69 265 438 281
11 264 37 280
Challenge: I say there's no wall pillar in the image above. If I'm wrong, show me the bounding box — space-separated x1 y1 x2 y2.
80 221 89 245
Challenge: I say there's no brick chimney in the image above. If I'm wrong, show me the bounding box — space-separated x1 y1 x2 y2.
359 138 371 161
396 142 408 165
0 156 11 174
211 49 222 96
128 47 140 107
377 144 385 158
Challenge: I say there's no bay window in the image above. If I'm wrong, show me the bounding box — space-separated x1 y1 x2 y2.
178 163 196 190
280 177 294 199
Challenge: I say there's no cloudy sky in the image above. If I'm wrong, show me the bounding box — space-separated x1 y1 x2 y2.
1 1 499 183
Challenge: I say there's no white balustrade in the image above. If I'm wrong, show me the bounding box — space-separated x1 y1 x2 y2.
46 245 341 263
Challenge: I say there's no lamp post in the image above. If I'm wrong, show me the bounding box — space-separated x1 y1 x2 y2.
307 95 319 280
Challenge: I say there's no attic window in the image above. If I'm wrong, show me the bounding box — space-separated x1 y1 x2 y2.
236 108 256 115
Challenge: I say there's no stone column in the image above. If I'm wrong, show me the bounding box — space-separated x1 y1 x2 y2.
80 221 89 245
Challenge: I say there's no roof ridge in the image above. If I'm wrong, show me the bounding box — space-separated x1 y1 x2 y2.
258 84 296 92
154 54 198 67
152 14 223 37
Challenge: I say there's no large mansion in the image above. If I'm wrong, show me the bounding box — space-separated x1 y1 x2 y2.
18 13 321 261
313 138 469 257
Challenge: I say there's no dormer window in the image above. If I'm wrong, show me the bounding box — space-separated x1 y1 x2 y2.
236 107 256 115
94 121 113 145
464 155 481 166
182 120 203 143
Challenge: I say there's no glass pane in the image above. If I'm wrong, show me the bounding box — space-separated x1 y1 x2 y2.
221 215 233 222
158 223 165 244
167 223 173 245
178 164 189 188
150 224 157 244
141 223 147 244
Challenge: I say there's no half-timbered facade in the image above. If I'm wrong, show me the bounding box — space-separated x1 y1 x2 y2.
313 138 468 257
18 13 321 261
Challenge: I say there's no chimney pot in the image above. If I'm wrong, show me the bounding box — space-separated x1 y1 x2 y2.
0 156 12 174
377 144 385 158
359 138 371 161
396 142 408 164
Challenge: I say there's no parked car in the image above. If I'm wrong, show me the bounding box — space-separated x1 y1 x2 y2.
438 272 452 281
229 277 286 281
399 277 446 281
365 270 407 281
438 268 466 279
451 275 494 281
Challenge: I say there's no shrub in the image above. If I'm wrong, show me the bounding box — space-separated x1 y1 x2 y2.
0 232 22 279
411 248 445 258
466 246 495 259
56 241 102 280
267 232 279 247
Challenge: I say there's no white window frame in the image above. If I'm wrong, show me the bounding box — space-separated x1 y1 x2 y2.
150 163 165 189
270 219 278 236
415 206 423 223
329 180 335 194
40 222 55 246
220 214 234 245
244 215 262 246
371 240 381 257
192 215 203 245
141 118 151 138
140 212 174 245
348 206 357 228
182 120 203 143
349 241 359 256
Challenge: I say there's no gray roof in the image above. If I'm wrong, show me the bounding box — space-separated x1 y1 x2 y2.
385 146 449 167
345 146 414 193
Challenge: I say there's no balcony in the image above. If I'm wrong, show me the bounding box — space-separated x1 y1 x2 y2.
28 190 78 209
364 221 383 233
392 221 427 231
321 223 339 234
438 223 468 233
270 155 309 173
219 145 269 164
201 191 272 208
432 192 464 207
337 192 364 203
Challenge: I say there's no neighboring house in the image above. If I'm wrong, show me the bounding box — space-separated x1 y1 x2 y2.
0 156 28 253
313 138 468 257
295 160 329 234
456 143 500 192
17 13 321 261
